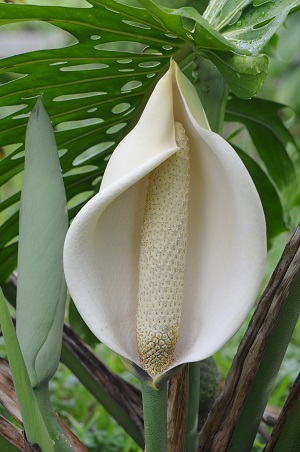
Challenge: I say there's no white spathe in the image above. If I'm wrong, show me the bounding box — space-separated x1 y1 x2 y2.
63 60 266 379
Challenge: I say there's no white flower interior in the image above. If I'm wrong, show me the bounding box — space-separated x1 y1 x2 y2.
136 122 190 376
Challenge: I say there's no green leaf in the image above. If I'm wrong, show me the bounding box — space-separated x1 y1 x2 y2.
272 373 300 451
138 0 234 51
199 49 268 99
68 299 98 348
232 145 288 244
0 0 187 282
0 0 297 283
228 228 300 451
225 97 300 211
0 289 55 450
204 0 298 55
136 1 268 97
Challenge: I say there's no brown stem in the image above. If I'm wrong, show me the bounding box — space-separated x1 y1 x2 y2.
167 365 188 452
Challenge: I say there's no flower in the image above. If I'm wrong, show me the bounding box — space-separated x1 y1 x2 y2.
17 98 68 387
63 60 266 381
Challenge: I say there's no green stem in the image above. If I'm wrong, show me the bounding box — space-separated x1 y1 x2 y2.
33 383 73 451
140 380 168 452
228 253 300 451
185 362 201 451
0 289 54 451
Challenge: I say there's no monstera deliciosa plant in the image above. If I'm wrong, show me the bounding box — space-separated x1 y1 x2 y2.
0 0 300 451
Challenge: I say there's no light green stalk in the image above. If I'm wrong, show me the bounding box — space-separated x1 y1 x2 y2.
141 380 168 452
0 289 54 451
16 97 68 388
15 98 72 449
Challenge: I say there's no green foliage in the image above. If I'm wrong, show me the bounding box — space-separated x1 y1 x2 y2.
0 2 300 450
0 289 55 450
0 0 298 285
225 95 300 245
50 363 142 451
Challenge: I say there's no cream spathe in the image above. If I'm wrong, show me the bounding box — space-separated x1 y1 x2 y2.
63 60 267 380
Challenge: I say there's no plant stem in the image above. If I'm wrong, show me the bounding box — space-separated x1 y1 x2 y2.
167 365 188 451
140 380 168 452
33 383 73 451
185 362 201 451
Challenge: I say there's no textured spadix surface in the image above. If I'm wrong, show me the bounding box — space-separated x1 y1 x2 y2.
64 60 266 380
136 122 190 377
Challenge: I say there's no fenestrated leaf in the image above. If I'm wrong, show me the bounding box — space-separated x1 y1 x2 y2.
203 0 298 55
139 0 269 97
138 0 234 51
0 0 187 282
226 97 300 211
0 0 299 283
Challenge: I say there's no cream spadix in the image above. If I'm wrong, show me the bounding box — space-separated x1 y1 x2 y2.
136 122 190 377
63 60 266 381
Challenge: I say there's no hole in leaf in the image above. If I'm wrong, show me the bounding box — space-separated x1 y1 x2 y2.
121 81 142 92
117 59 133 64
11 151 25 161
13 112 31 120
228 10 242 26
0 22 74 58
138 61 160 68
165 33 178 39
104 154 112 161
68 191 95 209
0 73 28 87
49 61 68 66
54 92 106 102
1 171 23 194
56 118 104 132
91 35 101 40
58 149 68 157
73 142 114 166
21 0 90 6
122 20 151 30
64 166 98 177
3 143 23 160
112 103 131 114
21 93 41 100
92 176 102 187
123 107 135 116
143 48 163 55
95 41 148 54
60 63 109 72
0 105 27 120
106 124 127 134
253 0 272 5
